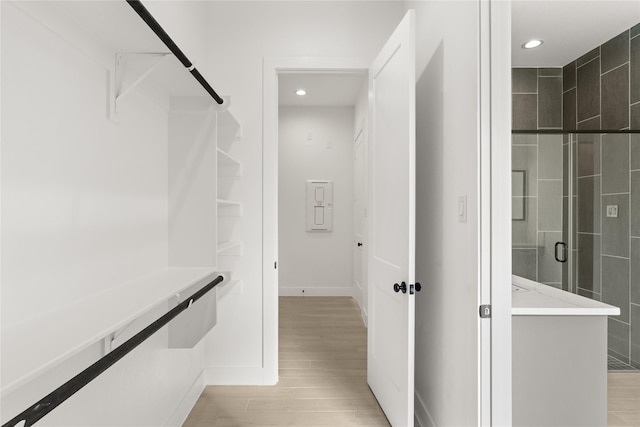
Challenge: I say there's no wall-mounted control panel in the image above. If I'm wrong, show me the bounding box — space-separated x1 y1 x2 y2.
306 180 333 231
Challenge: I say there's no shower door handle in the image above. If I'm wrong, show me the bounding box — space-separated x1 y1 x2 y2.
555 242 567 263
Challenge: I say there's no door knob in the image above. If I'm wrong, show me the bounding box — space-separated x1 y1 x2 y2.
393 282 407 294
357 242 363 247
414 282 422 292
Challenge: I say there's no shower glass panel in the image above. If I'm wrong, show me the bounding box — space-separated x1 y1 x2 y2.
513 130 640 368
512 131 568 290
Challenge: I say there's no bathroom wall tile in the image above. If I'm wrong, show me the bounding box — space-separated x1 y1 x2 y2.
538 181 562 231
539 134 563 179
512 134 537 145
602 134 630 194
512 68 537 93
601 30 629 74
538 77 562 128
512 94 537 130
577 47 600 67
563 88 577 130
632 171 640 237
537 231 563 283
609 318 630 363
572 196 578 246
539 68 562 77
577 133 601 177
512 145 537 196
631 304 640 366
577 288 600 301
577 116 601 130
603 255 630 323
631 35 640 104
631 238 640 305
563 61 577 91
578 176 601 233
577 233 601 294
563 144 569 196
601 65 630 130
562 258 569 291
602 194 630 257
631 103 640 130
631 135 640 171
513 198 537 246
512 249 537 280
632 23 640 38
577 58 601 122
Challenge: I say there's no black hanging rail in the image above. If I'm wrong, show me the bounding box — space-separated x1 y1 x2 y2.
2 275 225 427
513 129 640 134
126 0 224 105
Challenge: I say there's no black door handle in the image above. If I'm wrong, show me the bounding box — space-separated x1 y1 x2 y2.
555 242 567 263
357 242 363 247
393 282 407 293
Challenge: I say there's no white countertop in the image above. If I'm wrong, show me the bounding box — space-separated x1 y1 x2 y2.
512 275 620 316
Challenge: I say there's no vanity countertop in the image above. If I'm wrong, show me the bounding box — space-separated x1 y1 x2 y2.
512 275 620 316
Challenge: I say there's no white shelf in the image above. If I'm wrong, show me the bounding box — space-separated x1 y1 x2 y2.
217 148 242 177
217 279 243 300
217 241 243 256
217 110 242 151
0 267 223 397
217 199 243 217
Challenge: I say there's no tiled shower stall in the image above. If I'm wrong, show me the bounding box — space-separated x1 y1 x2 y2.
512 23 640 367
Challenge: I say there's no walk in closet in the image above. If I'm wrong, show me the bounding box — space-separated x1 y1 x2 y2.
1 1 242 425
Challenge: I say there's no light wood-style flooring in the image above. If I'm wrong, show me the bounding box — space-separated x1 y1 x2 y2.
183 296 640 426
609 372 640 426
183 296 389 426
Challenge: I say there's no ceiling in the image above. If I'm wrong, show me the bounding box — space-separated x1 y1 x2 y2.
280 2 640 106
278 72 365 107
512 1 640 67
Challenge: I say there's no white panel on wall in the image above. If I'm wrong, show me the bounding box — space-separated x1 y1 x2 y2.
306 180 333 231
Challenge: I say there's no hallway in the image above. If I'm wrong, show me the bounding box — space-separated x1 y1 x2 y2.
183 297 389 426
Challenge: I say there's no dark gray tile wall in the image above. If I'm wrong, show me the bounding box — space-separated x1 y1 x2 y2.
512 67 563 287
562 26 640 365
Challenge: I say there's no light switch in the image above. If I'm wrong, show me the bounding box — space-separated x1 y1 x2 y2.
458 196 467 223
606 205 619 218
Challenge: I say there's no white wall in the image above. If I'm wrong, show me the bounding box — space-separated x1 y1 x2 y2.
408 1 482 426
1 2 210 425
278 106 354 295
199 1 405 383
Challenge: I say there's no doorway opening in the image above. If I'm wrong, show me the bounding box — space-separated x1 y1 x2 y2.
276 71 368 314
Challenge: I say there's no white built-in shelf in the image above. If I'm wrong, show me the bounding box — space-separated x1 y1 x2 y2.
0 267 223 397
217 110 242 151
217 241 243 256
217 199 243 217
217 148 242 177
216 279 243 300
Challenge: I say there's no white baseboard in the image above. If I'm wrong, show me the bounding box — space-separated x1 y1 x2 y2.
279 286 355 297
415 390 436 427
164 370 205 427
205 366 272 385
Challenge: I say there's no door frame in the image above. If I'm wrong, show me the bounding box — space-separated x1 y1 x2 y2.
262 57 370 383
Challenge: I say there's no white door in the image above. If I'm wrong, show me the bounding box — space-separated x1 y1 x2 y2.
367 10 416 426
353 128 365 314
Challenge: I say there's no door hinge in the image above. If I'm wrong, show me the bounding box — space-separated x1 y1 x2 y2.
479 305 491 318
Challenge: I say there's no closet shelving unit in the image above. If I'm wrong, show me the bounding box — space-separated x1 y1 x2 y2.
215 110 244 297
1 0 242 398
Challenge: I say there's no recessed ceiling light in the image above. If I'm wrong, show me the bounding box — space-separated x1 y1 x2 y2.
522 39 543 49
295 89 307 96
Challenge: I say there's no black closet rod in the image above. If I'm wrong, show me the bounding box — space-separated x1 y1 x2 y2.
126 0 224 105
513 129 640 134
2 275 225 427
